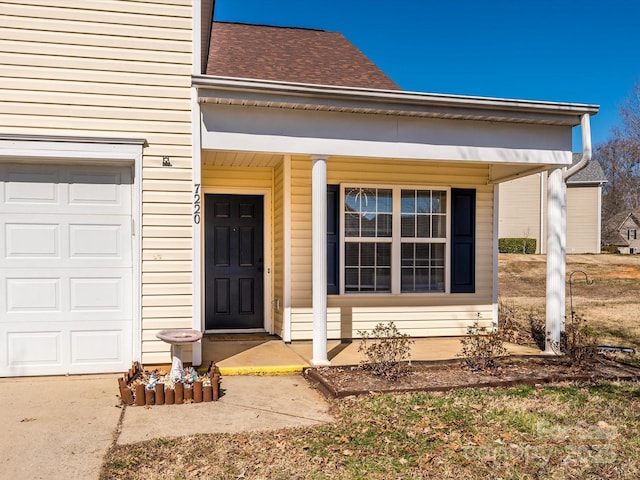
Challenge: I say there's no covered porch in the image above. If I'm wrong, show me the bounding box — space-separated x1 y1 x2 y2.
188 75 598 367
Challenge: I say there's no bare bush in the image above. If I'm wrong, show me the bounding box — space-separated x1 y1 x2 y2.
459 315 508 372
498 298 527 344
548 312 600 366
357 322 414 381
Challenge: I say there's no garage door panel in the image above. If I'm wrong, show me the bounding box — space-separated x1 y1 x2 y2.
3 166 60 205
69 171 128 207
3 271 132 321
69 223 126 259
4 324 131 375
6 330 62 368
70 328 126 365
5 223 59 258
1 163 134 376
0 164 131 215
6 277 60 312
3 214 131 267
70 277 123 311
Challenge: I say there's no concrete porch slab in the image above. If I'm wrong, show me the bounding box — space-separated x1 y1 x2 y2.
202 336 543 375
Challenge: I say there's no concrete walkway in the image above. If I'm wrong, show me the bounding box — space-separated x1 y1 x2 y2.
0 337 542 479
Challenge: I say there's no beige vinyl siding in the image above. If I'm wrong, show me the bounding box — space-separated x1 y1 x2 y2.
498 174 543 253
289 156 495 340
201 165 274 190
273 161 285 337
289 306 494 340
566 186 601 254
290 157 313 304
0 0 193 159
0 0 194 364
500 174 602 254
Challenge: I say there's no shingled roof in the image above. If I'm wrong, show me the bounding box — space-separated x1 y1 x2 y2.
206 22 400 90
566 153 608 185
601 211 639 246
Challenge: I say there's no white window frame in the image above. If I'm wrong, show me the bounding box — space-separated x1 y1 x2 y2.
340 184 451 295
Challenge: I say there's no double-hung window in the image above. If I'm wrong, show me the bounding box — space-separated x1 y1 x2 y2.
342 185 449 294
344 187 392 292
400 189 447 292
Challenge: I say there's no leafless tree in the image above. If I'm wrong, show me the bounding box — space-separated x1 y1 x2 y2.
596 82 640 226
617 81 640 142
594 137 640 220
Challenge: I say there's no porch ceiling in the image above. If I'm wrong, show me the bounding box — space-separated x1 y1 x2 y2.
202 150 282 168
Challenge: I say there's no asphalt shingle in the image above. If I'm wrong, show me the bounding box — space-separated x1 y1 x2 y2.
206 22 400 90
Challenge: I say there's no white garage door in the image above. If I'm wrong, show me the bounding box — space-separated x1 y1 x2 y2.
0 162 133 376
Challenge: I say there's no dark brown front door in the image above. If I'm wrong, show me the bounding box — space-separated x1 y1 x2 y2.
205 194 264 330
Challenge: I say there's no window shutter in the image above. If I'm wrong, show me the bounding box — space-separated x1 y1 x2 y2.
327 184 340 294
450 188 476 293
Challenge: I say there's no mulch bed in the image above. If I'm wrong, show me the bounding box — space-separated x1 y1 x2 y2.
304 355 640 398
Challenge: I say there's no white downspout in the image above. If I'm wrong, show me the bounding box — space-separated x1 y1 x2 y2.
565 114 592 180
545 113 592 353
539 172 545 254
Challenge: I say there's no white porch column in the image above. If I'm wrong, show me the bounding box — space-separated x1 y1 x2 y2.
545 167 566 353
311 156 330 365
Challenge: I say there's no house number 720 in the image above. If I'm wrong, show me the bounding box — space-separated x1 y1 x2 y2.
193 183 201 224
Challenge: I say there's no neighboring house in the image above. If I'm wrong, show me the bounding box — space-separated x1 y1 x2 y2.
0 0 598 377
602 211 640 254
499 154 607 254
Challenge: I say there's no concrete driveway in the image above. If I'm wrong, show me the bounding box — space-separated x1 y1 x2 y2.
0 373 333 479
0 374 121 480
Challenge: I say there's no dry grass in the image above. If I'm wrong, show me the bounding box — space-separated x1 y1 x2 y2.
101 254 640 479
499 254 640 350
102 382 640 479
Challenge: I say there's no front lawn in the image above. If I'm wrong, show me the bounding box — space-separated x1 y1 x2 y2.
102 381 640 479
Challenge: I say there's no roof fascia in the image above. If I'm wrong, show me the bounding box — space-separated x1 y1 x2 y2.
193 74 599 126
197 0 214 75
566 179 608 186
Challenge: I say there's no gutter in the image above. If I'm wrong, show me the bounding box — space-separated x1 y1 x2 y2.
564 114 593 179
193 75 599 123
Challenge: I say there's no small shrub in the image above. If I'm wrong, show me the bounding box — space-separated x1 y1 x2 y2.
547 312 600 366
459 315 508 371
357 322 414 381
499 237 537 254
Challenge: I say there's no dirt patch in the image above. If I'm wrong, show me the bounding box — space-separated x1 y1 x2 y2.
599 265 640 278
305 356 640 398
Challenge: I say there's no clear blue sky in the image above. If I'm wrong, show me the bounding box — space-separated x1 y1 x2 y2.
214 0 640 152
